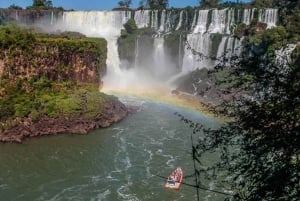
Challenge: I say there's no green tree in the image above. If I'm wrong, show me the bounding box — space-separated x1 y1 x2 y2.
139 0 168 9
199 0 220 8
8 4 23 10
252 0 273 7
123 19 138 34
31 0 53 9
118 0 132 8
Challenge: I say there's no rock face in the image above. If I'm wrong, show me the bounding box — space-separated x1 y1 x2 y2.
0 27 131 143
0 37 107 83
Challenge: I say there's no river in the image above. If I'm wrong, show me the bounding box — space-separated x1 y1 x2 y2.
0 96 226 201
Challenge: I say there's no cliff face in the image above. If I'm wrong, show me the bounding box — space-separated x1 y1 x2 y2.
0 36 107 84
0 26 131 143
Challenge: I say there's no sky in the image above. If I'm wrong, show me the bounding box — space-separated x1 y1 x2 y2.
0 0 202 10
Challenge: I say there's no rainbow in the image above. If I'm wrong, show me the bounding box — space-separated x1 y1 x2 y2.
101 85 222 122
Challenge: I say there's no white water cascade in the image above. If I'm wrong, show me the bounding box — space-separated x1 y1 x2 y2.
47 8 279 89
259 8 278 28
181 8 278 73
134 10 150 28
175 10 184 31
59 11 131 89
152 37 177 79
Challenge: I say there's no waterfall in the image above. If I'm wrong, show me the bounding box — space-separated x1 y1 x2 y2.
258 8 278 28
134 10 150 28
193 10 209 34
59 11 131 87
275 44 297 66
208 9 227 33
178 34 183 68
181 8 278 73
134 37 139 68
175 10 183 30
151 10 158 30
191 10 198 31
243 9 256 25
182 33 212 72
153 38 165 77
49 8 279 85
61 11 130 37
159 10 166 32
50 11 54 25
15 10 19 21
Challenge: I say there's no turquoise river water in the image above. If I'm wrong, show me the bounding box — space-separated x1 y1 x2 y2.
0 96 227 201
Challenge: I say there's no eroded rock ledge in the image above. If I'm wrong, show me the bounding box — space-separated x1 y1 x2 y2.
0 98 137 143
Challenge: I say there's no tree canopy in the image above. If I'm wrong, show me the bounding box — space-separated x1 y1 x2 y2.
118 0 132 8
199 0 221 8
29 0 53 9
139 0 168 10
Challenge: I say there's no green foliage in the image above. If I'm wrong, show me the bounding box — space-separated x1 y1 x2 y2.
285 9 300 36
253 0 273 8
0 79 106 121
28 0 53 10
0 24 36 51
0 25 107 80
8 4 23 10
118 34 137 64
0 25 108 126
142 0 168 10
123 19 138 34
291 45 300 67
232 23 247 39
118 0 132 8
164 32 182 59
243 26 289 65
199 0 220 8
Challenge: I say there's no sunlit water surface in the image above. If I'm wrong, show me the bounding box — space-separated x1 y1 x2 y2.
0 96 226 201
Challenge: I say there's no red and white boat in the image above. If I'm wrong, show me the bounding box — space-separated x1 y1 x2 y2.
164 167 183 190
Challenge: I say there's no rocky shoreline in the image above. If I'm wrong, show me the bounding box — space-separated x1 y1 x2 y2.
0 98 136 143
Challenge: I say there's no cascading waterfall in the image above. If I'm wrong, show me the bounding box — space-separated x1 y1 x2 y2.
134 10 150 28
182 33 212 72
193 10 209 34
15 10 19 21
259 8 278 28
175 10 183 30
47 8 278 89
150 10 158 30
50 11 54 25
208 9 228 34
181 8 278 73
58 11 131 87
159 10 166 32
153 38 166 77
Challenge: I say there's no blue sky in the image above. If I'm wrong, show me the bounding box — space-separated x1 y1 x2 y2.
0 0 203 10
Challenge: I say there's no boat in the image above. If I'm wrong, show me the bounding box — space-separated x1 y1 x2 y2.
164 167 183 190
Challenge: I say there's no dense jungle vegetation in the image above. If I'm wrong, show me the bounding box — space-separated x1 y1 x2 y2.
0 25 108 130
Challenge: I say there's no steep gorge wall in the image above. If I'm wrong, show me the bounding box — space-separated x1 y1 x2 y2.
0 36 107 84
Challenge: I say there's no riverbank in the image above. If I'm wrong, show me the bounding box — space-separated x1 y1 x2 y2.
0 94 137 143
